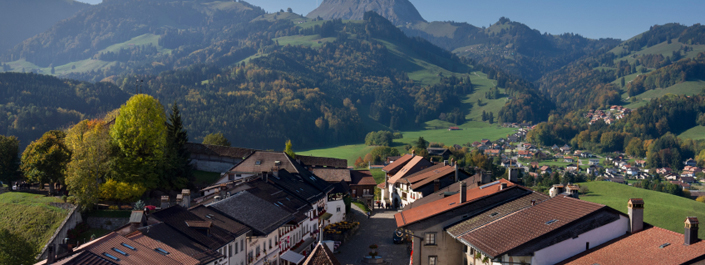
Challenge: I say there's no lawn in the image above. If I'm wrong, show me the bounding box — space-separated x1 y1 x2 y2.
623 80 705 109
194 170 222 187
301 125 516 166
0 192 69 251
578 181 705 238
370 168 385 184
679 126 705 140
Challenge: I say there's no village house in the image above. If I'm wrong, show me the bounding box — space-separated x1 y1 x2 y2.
348 170 376 206
540 166 552 175
657 167 673 175
588 158 600 166
566 164 579 172
564 156 575 163
634 160 646 167
396 162 475 207
380 152 434 209
684 158 698 167
560 144 571 154
587 165 599 176
427 147 452 160
665 173 680 181
186 143 256 173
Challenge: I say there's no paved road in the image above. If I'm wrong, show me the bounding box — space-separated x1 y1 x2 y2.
334 205 409 265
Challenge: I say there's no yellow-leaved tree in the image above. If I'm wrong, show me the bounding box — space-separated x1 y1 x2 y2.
65 119 111 210
110 94 167 190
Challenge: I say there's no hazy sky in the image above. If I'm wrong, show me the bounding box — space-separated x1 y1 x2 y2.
75 0 704 40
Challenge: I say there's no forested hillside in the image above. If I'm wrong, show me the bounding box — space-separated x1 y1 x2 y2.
0 0 89 54
0 73 129 148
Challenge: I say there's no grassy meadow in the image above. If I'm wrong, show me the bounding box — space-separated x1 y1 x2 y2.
578 181 705 238
0 192 69 252
679 125 705 140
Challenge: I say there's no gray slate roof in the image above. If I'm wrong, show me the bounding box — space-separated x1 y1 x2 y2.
208 190 294 235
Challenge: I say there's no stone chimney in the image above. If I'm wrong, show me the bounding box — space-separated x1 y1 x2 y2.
434 179 440 192
628 198 644 234
454 161 459 182
176 194 183 206
182 189 191 208
685 217 699 245
47 244 55 264
459 181 467 204
160 195 170 209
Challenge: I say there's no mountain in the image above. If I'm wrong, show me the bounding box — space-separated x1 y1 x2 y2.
306 0 425 26
0 0 89 54
537 23 705 112
401 17 621 81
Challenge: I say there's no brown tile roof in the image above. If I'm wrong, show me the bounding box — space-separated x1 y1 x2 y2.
74 232 186 265
388 156 433 184
406 165 456 190
297 155 347 169
403 178 484 210
127 232 200 265
459 196 605 258
311 168 351 182
47 251 116 265
395 179 516 227
350 170 377 186
446 192 550 237
185 142 255 159
229 151 299 173
381 154 414 173
136 223 223 263
302 242 341 265
560 226 705 265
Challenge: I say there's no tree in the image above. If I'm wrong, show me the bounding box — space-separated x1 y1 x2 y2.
697 113 705 126
163 102 192 190
0 135 20 185
284 140 296 159
100 179 146 204
21 130 71 195
65 120 111 210
488 112 494 124
287 7 293 13
696 196 705 203
625 138 646 158
413 137 429 150
202 132 231 147
620 77 625 87
0 229 37 265
110 94 167 190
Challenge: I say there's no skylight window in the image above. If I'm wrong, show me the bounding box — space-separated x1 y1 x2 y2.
659 243 671 249
103 253 120 261
255 160 262 165
121 243 136 250
112 248 129 256
155 248 170 255
489 212 499 217
545 219 558 225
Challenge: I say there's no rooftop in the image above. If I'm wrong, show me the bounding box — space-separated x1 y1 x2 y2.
559 226 705 265
395 179 516 227
381 153 414 173
208 190 294 235
459 196 606 258
350 170 376 186
310 168 351 183
302 242 341 265
185 142 255 159
388 156 433 184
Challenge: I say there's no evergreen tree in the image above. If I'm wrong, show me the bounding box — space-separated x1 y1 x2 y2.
164 102 192 190
488 112 494 124
482 110 487 121
0 135 19 184
620 77 625 87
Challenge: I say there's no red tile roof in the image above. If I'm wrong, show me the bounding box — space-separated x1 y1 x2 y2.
560 226 705 265
395 179 516 227
381 154 414 173
459 196 605 258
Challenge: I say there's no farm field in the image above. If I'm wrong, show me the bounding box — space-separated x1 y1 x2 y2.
578 181 705 238
679 125 705 140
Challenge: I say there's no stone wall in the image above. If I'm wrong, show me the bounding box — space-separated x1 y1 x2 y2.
37 205 83 260
85 216 129 231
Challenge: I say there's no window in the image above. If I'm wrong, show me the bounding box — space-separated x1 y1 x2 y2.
336 206 341 212
269 239 272 249
256 246 260 257
229 244 232 257
424 233 436 245
235 242 238 254
429 256 438 265
241 239 244 251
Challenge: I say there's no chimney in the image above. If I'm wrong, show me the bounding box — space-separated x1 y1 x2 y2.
434 179 441 192
685 217 699 245
443 160 448 166
182 189 191 208
454 162 459 182
160 195 170 209
219 184 227 199
459 181 467 204
531 200 536 206
411 149 416 157
500 183 508 190
176 194 183 206
47 244 55 264
628 198 644 234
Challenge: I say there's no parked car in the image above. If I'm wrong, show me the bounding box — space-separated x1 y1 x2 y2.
393 230 405 244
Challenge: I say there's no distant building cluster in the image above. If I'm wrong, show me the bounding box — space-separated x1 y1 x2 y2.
586 106 632 125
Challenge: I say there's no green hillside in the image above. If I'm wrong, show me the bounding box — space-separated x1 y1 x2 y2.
578 181 705 238
609 40 705 64
301 122 515 165
624 80 705 109
679 125 705 140
0 192 69 252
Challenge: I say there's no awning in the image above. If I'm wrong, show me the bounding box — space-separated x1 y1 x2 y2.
280 250 305 264
320 212 332 220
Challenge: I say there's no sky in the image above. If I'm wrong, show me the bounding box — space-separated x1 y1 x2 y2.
75 0 705 40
